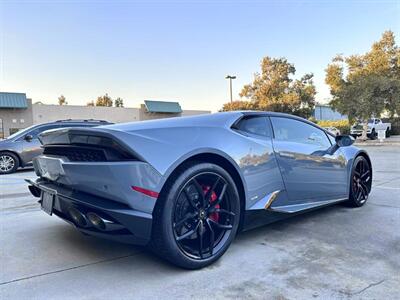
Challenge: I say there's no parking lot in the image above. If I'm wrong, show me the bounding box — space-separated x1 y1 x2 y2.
1 145 399 299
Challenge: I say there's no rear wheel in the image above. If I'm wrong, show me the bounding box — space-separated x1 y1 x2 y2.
0 152 19 174
386 128 391 138
151 162 240 269
347 156 371 207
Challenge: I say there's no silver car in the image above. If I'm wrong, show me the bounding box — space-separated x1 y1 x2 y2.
0 119 111 174
27 112 372 269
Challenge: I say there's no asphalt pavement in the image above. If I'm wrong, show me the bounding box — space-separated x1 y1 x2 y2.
1 145 399 299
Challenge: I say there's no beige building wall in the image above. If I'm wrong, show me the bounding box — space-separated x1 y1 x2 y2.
32 104 210 124
0 99 34 138
32 104 141 124
1 101 210 138
181 109 211 116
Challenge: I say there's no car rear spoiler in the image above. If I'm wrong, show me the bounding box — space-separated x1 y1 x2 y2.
38 127 146 162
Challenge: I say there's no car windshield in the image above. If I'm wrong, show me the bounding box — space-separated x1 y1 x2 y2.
5 125 38 140
367 119 374 123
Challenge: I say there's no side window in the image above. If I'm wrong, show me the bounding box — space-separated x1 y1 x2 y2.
234 116 271 137
326 132 336 145
270 117 331 148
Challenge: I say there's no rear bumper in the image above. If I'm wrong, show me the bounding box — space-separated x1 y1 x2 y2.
27 179 153 245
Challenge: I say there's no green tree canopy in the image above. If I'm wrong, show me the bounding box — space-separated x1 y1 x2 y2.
114 97 124 107
95 94 113 107
222 56 316 119
325 30 400 124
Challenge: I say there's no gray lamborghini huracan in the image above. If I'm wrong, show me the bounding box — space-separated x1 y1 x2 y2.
27 111 372 269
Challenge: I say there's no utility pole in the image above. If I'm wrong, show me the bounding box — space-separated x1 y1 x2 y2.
225 75 236 103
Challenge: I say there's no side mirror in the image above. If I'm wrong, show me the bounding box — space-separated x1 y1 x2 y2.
335 135 355 147
24 134 33 142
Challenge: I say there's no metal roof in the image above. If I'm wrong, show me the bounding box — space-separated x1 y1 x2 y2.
0 92 28 108
144 100 182 114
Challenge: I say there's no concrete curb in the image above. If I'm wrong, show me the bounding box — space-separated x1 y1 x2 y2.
354 135 400 146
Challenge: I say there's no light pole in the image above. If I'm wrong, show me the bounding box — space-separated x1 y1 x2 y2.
225 75 236 103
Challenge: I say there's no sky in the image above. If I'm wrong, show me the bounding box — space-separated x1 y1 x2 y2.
0 0 399 112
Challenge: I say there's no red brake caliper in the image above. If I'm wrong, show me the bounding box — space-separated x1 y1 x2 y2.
202 186 219 222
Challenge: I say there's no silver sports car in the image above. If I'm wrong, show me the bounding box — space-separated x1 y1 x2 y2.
27 111 372 269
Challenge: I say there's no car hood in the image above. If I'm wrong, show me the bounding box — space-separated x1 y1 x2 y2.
0 139 15 149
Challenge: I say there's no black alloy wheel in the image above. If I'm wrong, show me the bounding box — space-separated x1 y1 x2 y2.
348 156 372 207
151 162 240 269
173 172 235 259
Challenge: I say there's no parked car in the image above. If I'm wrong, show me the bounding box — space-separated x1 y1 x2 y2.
0 119 112 174
323 126 340 136
350 118 391 139
27 112 371 269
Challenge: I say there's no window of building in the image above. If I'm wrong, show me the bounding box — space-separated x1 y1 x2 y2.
9 128 20 135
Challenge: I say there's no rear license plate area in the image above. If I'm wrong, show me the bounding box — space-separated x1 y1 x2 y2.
41 190 55 215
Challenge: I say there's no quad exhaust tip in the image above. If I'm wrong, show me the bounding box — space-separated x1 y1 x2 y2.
28 185 41 198
68 208 114 231
86 212 106 231
68 207 88 227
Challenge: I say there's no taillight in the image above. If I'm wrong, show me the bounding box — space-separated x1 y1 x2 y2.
131 186 159 198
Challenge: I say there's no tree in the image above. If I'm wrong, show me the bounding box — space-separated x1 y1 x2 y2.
222 100 257 111
58 95 67 105
325 30 400 139
95 93 113 107
222 56 316 119
114 97 124 107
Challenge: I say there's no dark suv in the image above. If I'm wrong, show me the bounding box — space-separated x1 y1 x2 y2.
0 119 112 174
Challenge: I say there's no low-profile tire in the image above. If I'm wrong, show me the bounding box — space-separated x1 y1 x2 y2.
347 156 372 207
0 152 19 174
151 162 241 269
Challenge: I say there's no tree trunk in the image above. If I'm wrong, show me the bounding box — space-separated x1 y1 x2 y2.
361 121 368 141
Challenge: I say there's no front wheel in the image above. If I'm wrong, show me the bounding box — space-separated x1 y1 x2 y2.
347 156 372 207
151 162 241 269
